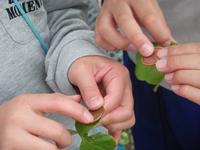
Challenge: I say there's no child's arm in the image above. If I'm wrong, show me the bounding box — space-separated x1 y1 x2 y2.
44 0 135 137
44 0 108 96
156 43 200 105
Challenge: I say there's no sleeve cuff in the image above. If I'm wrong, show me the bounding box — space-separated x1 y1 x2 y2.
46 39 109 95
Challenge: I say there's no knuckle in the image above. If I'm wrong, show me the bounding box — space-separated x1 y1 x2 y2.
173 71 182 83
114 40 128 50
53 124 66 141
179 85 189 96
85 85 97 94
97 24 108 35
118 14 130 24
130 117 136 127
141 14 157 26
167 57 176 70
15 94 28 104
51 93 64 103
126 110 134 119
129 33 145 46
115 43 124 50
103 116 112 125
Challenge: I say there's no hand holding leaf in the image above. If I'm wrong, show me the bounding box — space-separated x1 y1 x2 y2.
75 107 116 150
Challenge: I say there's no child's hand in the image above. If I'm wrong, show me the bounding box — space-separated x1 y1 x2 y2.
95 0 173 56
0 93 94 150
68 56 135 136
156 43 200 105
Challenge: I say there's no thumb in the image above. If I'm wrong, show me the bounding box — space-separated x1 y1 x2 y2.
72 69 104 110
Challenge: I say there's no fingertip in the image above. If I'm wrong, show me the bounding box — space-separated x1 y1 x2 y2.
86 96 104 110
83 110 94 123
156 58 167 72
139 42 154 57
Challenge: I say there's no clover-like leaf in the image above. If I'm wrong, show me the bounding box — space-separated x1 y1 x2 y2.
135 42 177 86
75 117 101 137
135 52 164 85
75 107 116 150
80 133 116 150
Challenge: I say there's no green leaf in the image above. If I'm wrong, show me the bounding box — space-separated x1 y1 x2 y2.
80 133 116 150
75 107 116 150
75 117 100 137
135 52 164 85
119 131 129 145
135 42 177 86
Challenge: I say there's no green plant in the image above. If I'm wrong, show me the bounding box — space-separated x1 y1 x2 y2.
135 52 164 85
135 42 176 91
69 107 116 150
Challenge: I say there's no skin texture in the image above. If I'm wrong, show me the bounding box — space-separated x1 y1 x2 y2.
0 93 94 150
69 56 135 139
156 43 200 105
95 0 173 56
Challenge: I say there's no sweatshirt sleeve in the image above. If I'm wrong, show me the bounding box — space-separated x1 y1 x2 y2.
44 0 108 95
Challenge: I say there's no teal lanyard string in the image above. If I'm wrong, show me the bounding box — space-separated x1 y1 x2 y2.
13 0 48 54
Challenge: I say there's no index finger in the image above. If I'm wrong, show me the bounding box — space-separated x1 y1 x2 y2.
132 0 173 45
26 93 94 124
112 1 154 56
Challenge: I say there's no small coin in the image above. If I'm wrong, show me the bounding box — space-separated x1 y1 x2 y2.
90 106 105 122
142 47 162 66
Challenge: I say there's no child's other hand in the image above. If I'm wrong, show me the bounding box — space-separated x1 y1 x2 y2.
95 0 173 56
69 56 135 136
0 93 94 150
156 43 200 105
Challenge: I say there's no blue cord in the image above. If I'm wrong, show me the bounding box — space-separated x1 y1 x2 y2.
13 0 48 54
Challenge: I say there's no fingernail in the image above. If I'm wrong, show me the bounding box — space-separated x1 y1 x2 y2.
165 73 174 83
157 48 168 58
171 85 180 93
127 44 136 51
83 111 94 122
162 40 172 47
162 38 177 47
156 58 167 71
88 96 103 109
139 43 154 57
171 38 178 44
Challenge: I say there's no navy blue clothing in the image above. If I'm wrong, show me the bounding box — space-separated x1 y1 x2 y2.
123 52 200 150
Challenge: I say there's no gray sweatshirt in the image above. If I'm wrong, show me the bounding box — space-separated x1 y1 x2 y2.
128 0 200 90
0 0 106 149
